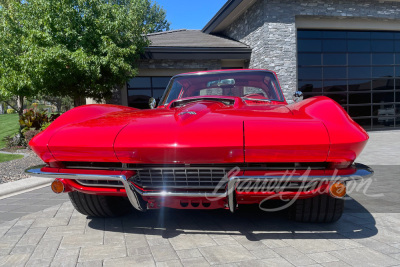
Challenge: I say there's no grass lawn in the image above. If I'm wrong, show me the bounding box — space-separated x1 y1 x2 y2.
0 114 20 149
0 153 24 163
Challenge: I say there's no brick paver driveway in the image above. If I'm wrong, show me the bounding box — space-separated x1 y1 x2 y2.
0 130 400 267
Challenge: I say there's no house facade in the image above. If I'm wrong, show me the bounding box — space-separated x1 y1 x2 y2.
119 0 400 130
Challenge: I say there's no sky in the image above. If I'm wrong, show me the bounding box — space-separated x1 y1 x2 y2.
155 0 228 30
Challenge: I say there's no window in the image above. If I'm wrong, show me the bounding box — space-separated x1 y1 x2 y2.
127 76 171 109
298 30 400 129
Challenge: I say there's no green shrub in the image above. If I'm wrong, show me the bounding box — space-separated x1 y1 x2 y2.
19 109 48 130
7 109 15 114
23 129 41 145
40 121 52 131
3 133 26 148
19 109 60 131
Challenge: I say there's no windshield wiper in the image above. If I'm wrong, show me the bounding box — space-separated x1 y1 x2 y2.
241 97 271 102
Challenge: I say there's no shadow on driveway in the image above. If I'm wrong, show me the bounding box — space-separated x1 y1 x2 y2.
88 198 378 241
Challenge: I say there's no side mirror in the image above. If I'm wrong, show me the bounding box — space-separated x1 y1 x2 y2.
293 91 303 103
149 97 156 109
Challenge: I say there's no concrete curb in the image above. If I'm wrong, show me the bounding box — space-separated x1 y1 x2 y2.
0 150 29 157
0 177 52 200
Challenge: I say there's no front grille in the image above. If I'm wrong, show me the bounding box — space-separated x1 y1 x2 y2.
132 168 228 189
76 179 124 188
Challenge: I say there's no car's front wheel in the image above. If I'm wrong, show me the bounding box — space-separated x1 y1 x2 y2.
68 191 132 217
289 194 344 223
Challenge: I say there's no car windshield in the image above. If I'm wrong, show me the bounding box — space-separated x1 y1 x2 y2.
160 71 284 105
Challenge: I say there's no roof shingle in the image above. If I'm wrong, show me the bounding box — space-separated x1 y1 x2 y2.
147 29 249 48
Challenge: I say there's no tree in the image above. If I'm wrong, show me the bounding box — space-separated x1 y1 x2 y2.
0 0 170 108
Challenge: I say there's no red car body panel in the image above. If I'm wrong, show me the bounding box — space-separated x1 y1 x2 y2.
28 69 370 210
34 96 367 165
114 101 244 164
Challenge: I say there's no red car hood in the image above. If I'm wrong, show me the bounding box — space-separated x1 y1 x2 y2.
45 100 331 164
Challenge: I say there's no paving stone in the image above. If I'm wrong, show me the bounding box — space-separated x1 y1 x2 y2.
180 257 210 267
283 237 343 254
308 252 339 263
79 245 126 262
318 233 364 249
356 238 400 254
390 253 400 261
16 229 46 246
146 236 171 246
25 257 53 267
176 248 202 260
150 244 179 262
156 259 183 267
0 219 17 236
0 233 23 246
330 247 400 267
30 237 62 260
0 248 11 257
321 261 352 267
67 217 87 227
31 217 69 228
234 257 294 267
214 237 241 246
273 246 317 266
51 248 80 267
44 225 85 238
250 248 280 259
76 260 103 267
260 239 289 249
232 235 268 251
10 245 36 255
103 255 155 267
199 245 256 265
60 233 104 249
169 234 216 250
104 231 125 245
0 253 31 266
125 233 148 248
127 246 151 257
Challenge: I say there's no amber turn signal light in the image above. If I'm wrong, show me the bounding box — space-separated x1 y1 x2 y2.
51 179 64 194
329 182 346 198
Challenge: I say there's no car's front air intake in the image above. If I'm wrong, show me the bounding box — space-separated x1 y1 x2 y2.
131 168 228 189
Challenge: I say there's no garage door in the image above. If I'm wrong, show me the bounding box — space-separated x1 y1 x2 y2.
297 30 400 130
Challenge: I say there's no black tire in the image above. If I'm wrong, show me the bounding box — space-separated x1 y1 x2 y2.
289 194 344 223
68 191 133 217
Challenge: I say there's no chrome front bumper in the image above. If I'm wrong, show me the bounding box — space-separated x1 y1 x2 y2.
26 163 374 213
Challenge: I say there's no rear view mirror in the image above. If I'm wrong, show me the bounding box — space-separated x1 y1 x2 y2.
207 79 235 87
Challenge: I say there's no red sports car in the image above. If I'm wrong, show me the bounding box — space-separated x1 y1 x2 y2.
27 69 373 222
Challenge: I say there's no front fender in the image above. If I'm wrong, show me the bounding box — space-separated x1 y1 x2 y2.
29 104 138 163
287 96 369 163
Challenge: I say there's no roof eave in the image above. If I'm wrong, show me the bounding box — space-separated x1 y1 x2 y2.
143 46 252 60
202 0 243 34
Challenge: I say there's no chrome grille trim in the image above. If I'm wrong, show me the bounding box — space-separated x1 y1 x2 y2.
236 181 320 192
132 168 228 189
76 179 124 188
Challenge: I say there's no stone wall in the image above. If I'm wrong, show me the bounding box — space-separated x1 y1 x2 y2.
222 0 400 102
